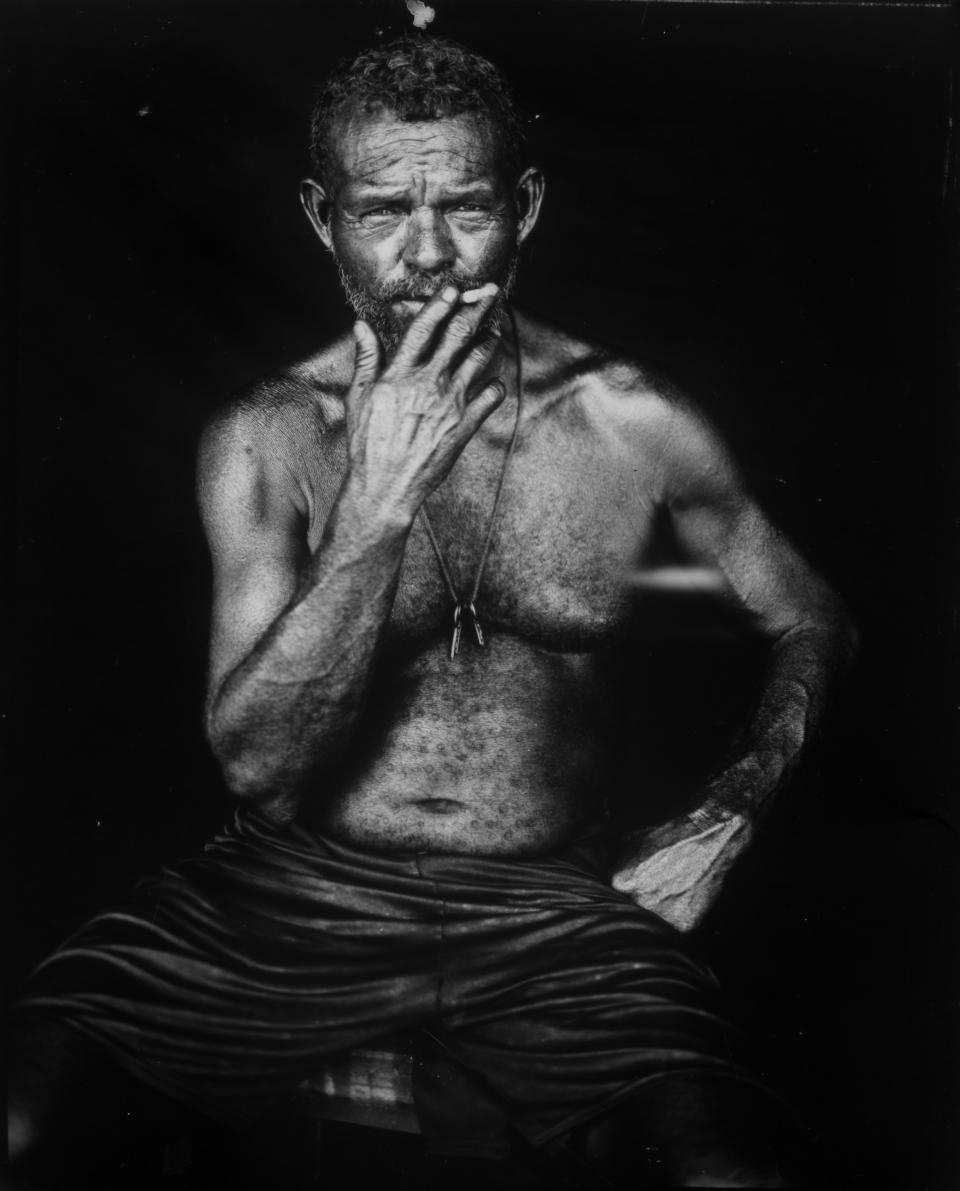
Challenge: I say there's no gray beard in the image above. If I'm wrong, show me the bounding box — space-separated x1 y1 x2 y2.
335 254 519 357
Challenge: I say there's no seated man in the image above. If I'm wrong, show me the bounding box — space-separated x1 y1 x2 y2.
8 35 854 1189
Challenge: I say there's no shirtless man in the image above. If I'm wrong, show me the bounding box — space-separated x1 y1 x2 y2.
10 36 853 1190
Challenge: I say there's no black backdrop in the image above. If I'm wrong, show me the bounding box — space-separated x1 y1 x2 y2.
6 1 959 1187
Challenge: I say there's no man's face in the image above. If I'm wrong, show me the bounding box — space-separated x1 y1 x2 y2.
308 108 532 353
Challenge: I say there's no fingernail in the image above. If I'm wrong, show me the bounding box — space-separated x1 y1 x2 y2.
441 285 458 302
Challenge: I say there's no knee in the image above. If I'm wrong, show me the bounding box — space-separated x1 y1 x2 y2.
6 1017 130 1184
5 1023 83 1185
547 1076 809 1189
5 1099 69 1191
7 1019 73 1170
7 1101 40 1167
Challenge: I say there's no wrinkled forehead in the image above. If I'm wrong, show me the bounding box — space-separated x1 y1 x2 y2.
325 104 507 198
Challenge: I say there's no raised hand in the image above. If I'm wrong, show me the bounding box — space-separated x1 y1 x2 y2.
344 283 507 524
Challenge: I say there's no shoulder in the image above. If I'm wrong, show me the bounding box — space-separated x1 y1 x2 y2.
199 333 353 469
519 311 691 440
197 333 353 525
518 310 745 502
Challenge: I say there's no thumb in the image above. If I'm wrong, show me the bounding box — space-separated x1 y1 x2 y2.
351 320 381 391
461 379 506 435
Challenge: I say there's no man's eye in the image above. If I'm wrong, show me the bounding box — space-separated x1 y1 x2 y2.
362 206 404 219
452 203 487 214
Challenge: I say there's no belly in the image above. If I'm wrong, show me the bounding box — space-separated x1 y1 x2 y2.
312 632 611 856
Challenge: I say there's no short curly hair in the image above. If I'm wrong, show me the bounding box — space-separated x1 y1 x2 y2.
309 36 527 187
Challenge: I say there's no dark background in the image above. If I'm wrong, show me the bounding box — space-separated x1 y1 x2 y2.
5 1 958 1187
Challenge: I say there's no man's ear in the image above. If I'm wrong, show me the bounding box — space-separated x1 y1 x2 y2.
515 167 545 246
300 179 334 250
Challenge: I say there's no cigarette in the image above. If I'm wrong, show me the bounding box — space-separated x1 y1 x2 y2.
461 283 498 304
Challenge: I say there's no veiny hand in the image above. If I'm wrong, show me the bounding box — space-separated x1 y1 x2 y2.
345 284 507 522
611 809 754 932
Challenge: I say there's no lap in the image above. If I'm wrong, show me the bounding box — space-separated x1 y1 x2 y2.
15 810 741 1136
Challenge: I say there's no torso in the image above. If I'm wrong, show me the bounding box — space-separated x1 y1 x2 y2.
243 313 680 856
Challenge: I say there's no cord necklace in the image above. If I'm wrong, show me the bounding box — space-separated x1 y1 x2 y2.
418 303 523 660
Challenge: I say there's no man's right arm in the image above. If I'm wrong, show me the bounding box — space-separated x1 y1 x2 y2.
199 414 412 821
199 285 505 821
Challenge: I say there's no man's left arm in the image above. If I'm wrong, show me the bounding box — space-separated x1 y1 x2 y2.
611 397 857 930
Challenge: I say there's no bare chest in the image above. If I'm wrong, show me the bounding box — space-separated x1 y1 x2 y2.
297 383 662 651
390 437 657 652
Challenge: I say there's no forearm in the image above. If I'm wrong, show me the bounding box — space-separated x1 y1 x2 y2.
207 475 411 811
611 610 855 930
696 612 856 824
616 400 859 926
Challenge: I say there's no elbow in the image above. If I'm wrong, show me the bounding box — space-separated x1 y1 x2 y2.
843 614 860 667
220 753 279 802
800 585 860 666
204 689 343 815
773 594 859 678
206 712 296 807
216 747 302 824
830 594 860 670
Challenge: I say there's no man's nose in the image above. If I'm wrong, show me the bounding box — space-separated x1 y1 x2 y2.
402 209 456 274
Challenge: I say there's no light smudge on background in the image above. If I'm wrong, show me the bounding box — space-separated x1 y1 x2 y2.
629 567 729 594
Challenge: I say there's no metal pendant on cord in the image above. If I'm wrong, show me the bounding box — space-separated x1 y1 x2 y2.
418 301 523 660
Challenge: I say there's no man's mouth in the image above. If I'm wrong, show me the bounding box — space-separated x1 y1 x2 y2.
390 285 494 313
